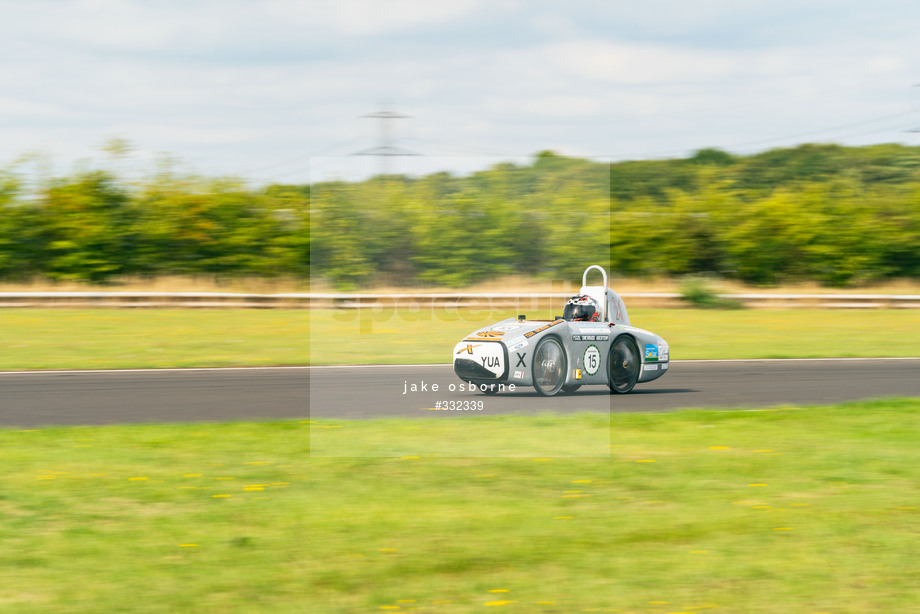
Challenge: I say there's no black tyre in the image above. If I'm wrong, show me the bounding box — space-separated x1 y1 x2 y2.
533 337 567 396
561 384 582 394
608 336 640 394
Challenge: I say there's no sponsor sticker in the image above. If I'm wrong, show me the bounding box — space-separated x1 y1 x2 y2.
644 344 659 361
643 364 658 371
514 370 524 379
574 334 608 342
661 363 668 370
475 330 505 338
583 345 601 376
523 320 563 338
456 344 479 355
659 342 669 361
574 369 582 380
506 336 527 352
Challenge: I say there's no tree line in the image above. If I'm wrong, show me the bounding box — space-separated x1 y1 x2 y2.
1 143 919 288
0 169 310 283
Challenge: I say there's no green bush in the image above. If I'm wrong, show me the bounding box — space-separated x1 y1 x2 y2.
679 275 744 309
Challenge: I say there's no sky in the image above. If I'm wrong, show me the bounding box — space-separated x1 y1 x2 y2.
2 0 920 184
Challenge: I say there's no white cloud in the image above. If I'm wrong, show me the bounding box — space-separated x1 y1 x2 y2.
1 0 919 182
304 0 490 37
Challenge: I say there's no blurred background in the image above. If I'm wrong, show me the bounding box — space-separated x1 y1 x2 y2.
3 144 919 291
2 0 919 294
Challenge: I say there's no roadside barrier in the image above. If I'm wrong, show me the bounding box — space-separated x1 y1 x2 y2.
1 292 919 309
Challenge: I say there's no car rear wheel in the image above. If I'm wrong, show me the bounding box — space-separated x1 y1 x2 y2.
608 336 639 394
533 337 567 396
561 384 582 393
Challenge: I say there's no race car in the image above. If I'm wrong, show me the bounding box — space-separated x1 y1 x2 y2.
452 265 669 396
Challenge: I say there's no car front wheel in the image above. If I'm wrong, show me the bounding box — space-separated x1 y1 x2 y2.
533 337 567 396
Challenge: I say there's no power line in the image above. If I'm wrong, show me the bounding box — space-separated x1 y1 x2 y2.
593 110 920 160
351 105 418 175
243 137 363 175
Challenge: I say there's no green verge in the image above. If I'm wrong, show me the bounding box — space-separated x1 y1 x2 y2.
2 399 918 613
0 309 308 370
309 307 920 364
0 308 918 370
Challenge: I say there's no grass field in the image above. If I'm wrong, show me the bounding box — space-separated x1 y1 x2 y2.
314 307 920 364
0 308 918 371
1 398 918 613
0 309 308 370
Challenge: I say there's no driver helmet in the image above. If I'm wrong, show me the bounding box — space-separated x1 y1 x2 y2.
563 294 600 322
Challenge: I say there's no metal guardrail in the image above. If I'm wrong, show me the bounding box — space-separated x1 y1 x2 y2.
311 292 920 309
1 291 919 309
0 292 312 308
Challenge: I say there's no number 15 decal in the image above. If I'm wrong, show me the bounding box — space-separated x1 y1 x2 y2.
584 345 600 376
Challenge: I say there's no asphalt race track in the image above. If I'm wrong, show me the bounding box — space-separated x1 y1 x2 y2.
1 359 919 427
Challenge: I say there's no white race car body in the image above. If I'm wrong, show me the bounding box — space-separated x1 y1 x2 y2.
452 266 669 396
